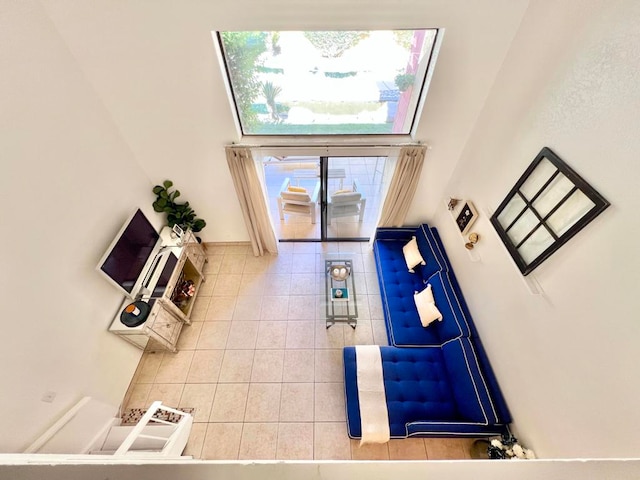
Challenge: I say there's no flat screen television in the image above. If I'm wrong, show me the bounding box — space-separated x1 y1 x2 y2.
97 209 162 298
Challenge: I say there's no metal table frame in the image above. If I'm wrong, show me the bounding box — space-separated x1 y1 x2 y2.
325 259 357 328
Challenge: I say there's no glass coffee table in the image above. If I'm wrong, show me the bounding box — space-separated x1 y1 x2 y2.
325 258 358 328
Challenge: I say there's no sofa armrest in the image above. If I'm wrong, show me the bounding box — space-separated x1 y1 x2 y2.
441 337 511 425
374 226 417 241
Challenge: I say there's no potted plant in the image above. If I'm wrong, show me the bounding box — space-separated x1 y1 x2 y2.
486 433 536 460
152 180 206 236
394 72 415 92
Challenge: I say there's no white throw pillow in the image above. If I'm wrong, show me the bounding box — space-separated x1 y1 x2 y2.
402 236 426 273
414 284 442 327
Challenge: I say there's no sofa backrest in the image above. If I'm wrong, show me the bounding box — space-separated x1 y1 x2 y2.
427 270 473 344
441 338 502 424
414 224 452 280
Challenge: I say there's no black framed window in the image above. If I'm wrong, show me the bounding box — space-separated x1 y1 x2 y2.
215 30 439 136
491 147 609 275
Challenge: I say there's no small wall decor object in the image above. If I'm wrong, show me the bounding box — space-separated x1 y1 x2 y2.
490 147 610 275
447 197 460 211
465 232 480 250
455 201 478 236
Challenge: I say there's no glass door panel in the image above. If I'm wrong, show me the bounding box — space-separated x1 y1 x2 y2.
263 155 321 241
324 156 386 241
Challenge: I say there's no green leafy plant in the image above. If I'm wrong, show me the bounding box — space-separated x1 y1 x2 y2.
261 81 283 122
303 31 370 58
152 180 206 233
324 71 357 78
394 73 415 92
219 32 268 129
393 30 414 50
271 31 281 55
256 66 284 74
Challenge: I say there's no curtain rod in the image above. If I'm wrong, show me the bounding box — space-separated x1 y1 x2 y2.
229 142 423 149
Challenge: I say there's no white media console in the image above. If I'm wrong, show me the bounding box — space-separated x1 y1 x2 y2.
108 227 207 352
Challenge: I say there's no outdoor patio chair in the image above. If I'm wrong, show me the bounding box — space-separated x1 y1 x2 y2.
277 177 320 224
327 179 366 225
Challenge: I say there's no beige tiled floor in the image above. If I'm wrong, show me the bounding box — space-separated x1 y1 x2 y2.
122 242 476 460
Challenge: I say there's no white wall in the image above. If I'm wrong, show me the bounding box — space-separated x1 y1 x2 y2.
38 0 530 241
433 0 640 458
1 458 640 480
0 0 155 452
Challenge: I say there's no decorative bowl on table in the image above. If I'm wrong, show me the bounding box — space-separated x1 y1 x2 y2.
329 265 350 281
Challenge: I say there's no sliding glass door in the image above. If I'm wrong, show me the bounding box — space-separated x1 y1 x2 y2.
322 156 385 241
263 155 387 241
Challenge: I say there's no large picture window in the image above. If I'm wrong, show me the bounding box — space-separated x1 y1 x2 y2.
491 147 610 275
216 30 439 136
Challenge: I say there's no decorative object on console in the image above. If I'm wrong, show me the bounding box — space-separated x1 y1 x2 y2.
487 433 536 460
455 201 478 236
120 301 150 327
172 278 196 309
152 180 207 235
465 232 480 250
331 287 349 301
490 147 610 275
329 264 350 281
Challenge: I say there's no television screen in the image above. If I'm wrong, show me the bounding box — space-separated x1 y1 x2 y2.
98 209 160 295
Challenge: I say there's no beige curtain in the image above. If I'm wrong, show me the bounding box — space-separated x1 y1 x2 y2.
225 146 278 256
377 146 427 227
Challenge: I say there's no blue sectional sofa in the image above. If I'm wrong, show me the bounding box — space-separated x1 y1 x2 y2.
343 224 511 438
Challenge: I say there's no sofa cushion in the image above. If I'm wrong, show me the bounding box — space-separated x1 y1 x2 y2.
414 284 442 327
403 236 426 273
427 271 472 343
374 239 440 347
344 346 458 438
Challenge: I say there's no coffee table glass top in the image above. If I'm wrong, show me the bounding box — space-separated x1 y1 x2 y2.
325 258 357 328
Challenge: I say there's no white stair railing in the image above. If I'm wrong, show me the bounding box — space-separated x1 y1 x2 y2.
113 401 192 457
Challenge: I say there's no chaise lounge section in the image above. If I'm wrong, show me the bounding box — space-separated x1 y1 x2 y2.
343 224 511 439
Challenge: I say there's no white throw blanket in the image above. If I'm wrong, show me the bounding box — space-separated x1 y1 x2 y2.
355 345 390 445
